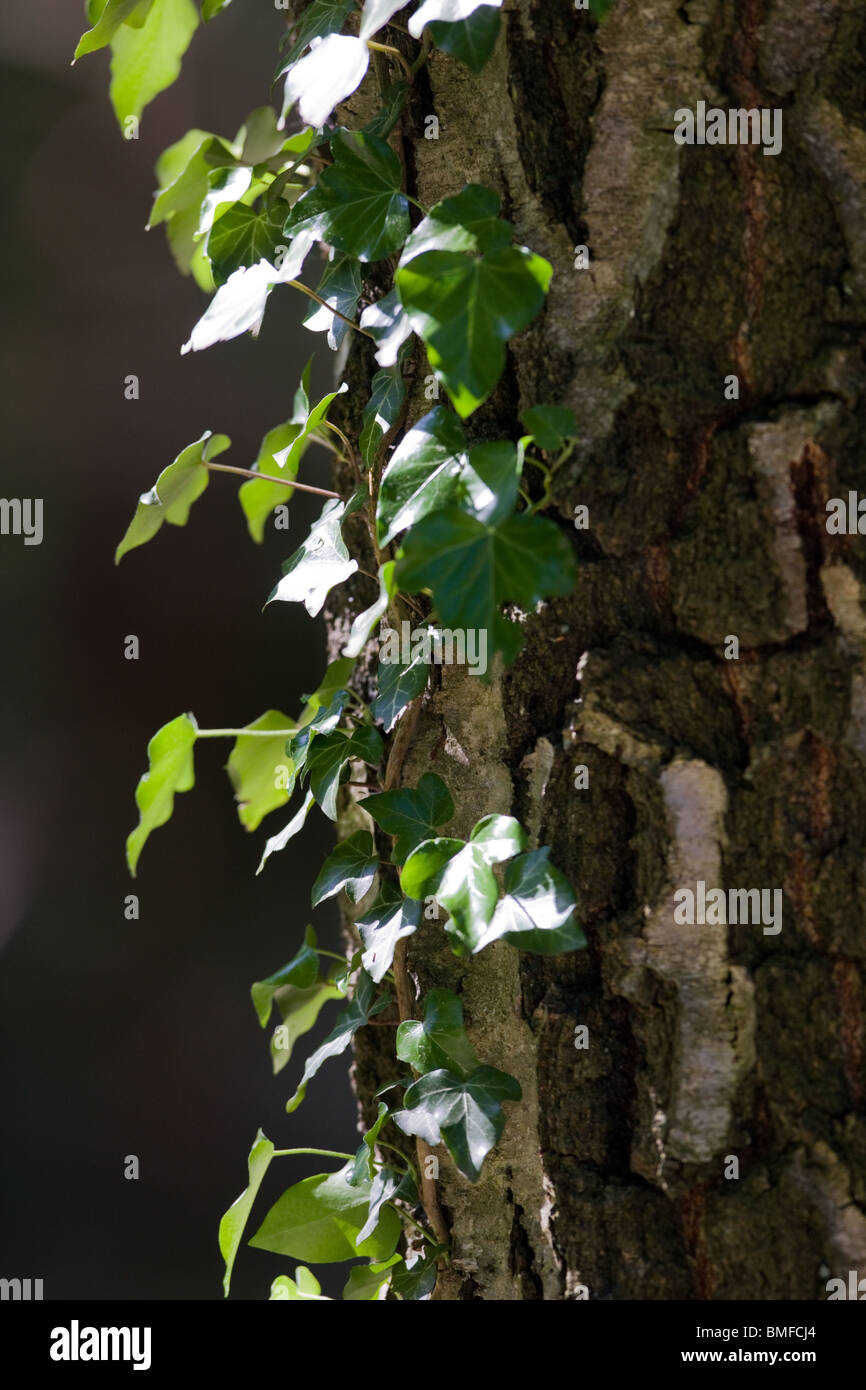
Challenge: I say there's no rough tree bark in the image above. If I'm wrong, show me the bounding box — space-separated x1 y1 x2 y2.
324 0 866 1299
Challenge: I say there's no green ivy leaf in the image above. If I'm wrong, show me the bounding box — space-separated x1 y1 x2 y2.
395 507 575 666
284 129 410 263
181 228 316 353
202 0 233 19
148 130 237 286
195 165 253 243
360 363 407 466
396 987 480 1077
250 925 321 1026
281 33 369 127
206 202 287 286
240 377 346 542
347 1100 390 1185
396 244 552 417
362 81 408 140
474 847 587 954
427 6 501 72
75 0 145 58
277 0 354 71
269 976 343 1076
519 404 577 452
219 1128 274 1296
391 1247 444 1300
238 105 286 164
302 253 362 351
342 562 396 659
393 1064 521 1182
249 1163 401 1263
226 710 296 831
267 490 359 619
409 0 503 35
115 430 230 564
312 830 379 906
355 1165 410 1245
269 1267 331 1300
107 0 199 128
363 772 454 865
359 288 414 368
369 650 430 733
400 185 510 262
299 659 356 725
304 725 384 820
126 713 197 876
342 1254 401 1300
358 885 421 983
286 969 389 1111
257 789 316 875
399 815 527 951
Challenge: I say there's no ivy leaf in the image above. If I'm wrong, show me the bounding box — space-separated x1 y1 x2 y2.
396 242 551 417
257 789 316 875
269 1267 331 1300
284 129 410 263
359 0 406 41
391 1248 444 1300
342 1255 401 1300
369 650 429 733
347 1100 390 1185
358 885 421 983
74 0 146 58
196 165 253 243
399 816 527 951
126 713 197 876
108 0 199 128
342 562 396 659
238 105 285 164
148 130 238 286
286 969 389 1111
359 288 414 368
267 492 359 618
302 253 362 352
269 977 343 1076
281 33 369 129
219 1128 274 1296
206 202 287 286
396 987 480 1077
312 830 379 906
360 364 407 467
363 81 408 140
240 378 346 542
474 847 587 954
277 0 355 71
115 430 229 563
250 925 321 1026
180 229 316 353
363 772 454 865
393 1064 521 1182
400 185 510 263
355 1165 406 1245
249 1163 401 1263
304 725 384 820
519 404 577 452
376 406 465 546
409 0 503 35
428 6 501 72
299 659 356 725
202 0 233 19
395 508 576 666
226 710 296 832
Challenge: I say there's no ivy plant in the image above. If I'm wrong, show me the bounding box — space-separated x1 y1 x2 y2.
78 0 600 1301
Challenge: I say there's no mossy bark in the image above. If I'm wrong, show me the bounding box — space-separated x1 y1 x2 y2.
327 0 866 1299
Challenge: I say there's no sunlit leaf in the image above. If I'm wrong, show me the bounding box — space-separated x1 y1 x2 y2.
250 924 321 1026
358 885 421 983
312 830 379 906
473 847 587 954
284 129 410 263
392 1064 520 1181
219 1127 274 1296
249 1163 401 1262
396 986 480 1076
126 713 197 876
115 431 229 563
226 710 296 831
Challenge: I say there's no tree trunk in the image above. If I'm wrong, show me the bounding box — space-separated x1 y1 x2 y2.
330 0 866 1299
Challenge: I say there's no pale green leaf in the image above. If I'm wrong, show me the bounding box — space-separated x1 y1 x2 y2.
126 713 197 876
108 0 199 127
219 1128 274 1296
249 1163 401 1262
342 562 396 659
286 969 388 1112
115 431 230 564
226 710 296 831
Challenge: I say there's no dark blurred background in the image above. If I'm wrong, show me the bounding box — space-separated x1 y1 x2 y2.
0 1 357 1299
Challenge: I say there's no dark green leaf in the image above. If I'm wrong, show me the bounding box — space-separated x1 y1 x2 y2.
391 1248 443 1300
312 830 379 906
115 430 229 563
393 1064 521 1181
304 725 384 820
286 969 389 1111
181 227 316 353
250 924 321 1026
396 987 480 1076
396 507 576 666
355 1165 403 1245
428 6 501 72
347 1100 390 1184
474 847 587 954
363 81 408 140
363 772 454 865
409 0 502 35
126 713 197 876
360 364 407 466
342 562 396 659
376 405 466 546
399 816 526 951
302 253 362 351
519 404 577 452
400 185 510 263
207 202 287 285
359 288 414 368
249 1163 401 1262
299 659 356 725
219 1128 274 1296
369 649 430 732
396 245 552 417
284 129 410 263
358 885 421 983
277 0 354 71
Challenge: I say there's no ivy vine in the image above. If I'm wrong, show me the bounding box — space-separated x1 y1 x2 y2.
78 0 604 1301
